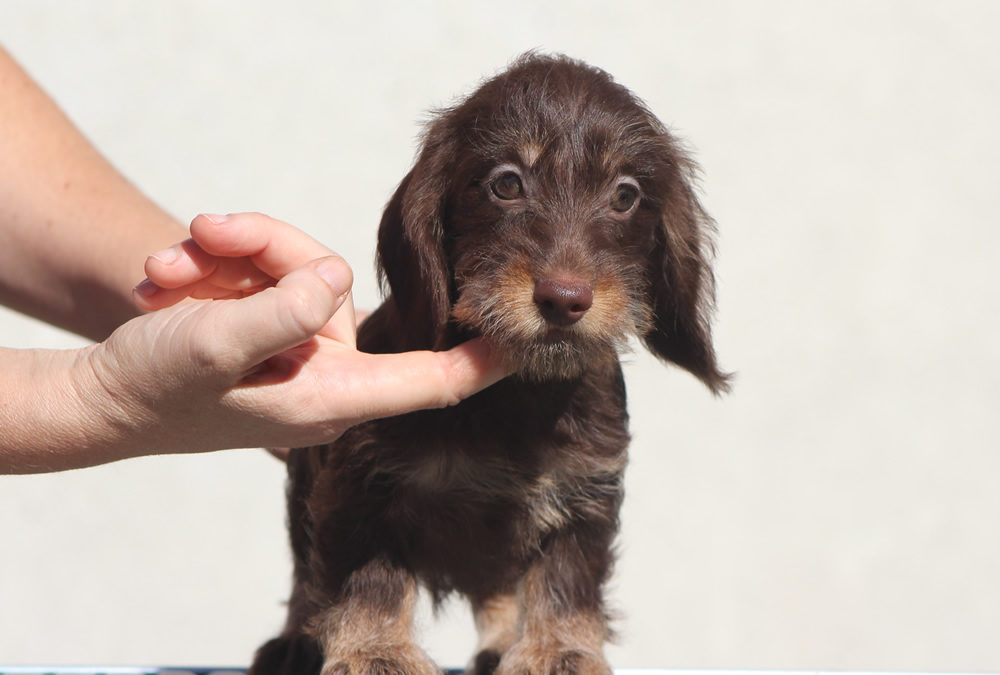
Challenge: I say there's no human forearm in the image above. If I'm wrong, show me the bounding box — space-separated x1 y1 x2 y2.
0 45 186 340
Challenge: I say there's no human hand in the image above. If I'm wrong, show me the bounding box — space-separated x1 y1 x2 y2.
133 212 359 345
80 213 509 455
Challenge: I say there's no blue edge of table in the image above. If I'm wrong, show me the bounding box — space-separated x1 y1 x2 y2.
0 670 674 675
1 668 994 675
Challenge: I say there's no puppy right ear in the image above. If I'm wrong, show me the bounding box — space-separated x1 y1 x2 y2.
375 125 456 350
641 135 732 395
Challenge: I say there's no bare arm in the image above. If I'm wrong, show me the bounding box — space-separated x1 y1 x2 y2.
0 45 186 340
0 47 509 473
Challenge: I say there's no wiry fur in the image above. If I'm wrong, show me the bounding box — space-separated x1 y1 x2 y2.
249 53 728 675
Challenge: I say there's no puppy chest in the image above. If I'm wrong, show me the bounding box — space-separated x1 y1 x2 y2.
390 445 626 537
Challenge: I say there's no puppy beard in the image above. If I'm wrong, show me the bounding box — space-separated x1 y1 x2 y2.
451 266 650 382
503 335 613 382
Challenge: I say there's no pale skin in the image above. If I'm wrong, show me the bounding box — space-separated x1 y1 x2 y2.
0 46 507 474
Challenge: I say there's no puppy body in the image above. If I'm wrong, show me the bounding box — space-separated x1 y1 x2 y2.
251 54 727 675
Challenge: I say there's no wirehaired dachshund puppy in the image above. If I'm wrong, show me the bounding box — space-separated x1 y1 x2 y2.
250 53 728 675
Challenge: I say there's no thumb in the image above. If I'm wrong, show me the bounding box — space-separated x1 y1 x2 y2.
215 256 354 369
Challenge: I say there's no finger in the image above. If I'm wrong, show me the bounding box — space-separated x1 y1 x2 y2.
132 279 195 310
136 252 356 352
144 239 272 291
133 277 273 311
350 338 510 421
212 256 354 370
143 238 216 288
189 213 356 345
189 212 336 279
266 447 290 461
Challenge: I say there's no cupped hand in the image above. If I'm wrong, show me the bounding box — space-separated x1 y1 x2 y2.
133 212 358 347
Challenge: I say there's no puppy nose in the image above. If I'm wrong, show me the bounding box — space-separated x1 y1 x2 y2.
533 277 594 326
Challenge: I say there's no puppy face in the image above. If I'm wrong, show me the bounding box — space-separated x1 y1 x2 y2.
377 54 728 392
446 115 657 379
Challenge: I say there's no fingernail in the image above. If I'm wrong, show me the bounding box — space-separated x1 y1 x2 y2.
316 258 353 297
202 213 229 224
132 279 158 298
149 246 179 265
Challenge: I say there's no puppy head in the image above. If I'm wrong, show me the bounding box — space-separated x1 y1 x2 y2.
377 53 729 393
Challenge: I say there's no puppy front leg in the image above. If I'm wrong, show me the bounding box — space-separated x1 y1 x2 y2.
310 556 440 675
497 530 614 675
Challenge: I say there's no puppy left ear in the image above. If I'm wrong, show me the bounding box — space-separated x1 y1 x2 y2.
642 142 731 395
375 119 456 350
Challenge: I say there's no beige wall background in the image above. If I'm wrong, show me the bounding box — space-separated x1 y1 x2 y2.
1 0 998 670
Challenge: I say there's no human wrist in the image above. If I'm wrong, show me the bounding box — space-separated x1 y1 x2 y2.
67 334 219 462
67 343 159 462
0 346 135 472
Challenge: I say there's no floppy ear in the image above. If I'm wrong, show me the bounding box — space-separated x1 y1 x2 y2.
642 141 731 395
375 121 456 351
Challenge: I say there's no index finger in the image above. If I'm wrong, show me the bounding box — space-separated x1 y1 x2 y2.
347 339 511 422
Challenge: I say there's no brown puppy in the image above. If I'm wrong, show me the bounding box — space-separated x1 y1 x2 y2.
249 53 728 675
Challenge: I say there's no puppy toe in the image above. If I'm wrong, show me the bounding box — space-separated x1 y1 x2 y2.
322 651 441 675
495 648 611 675
249 634 323 675
468 648 503 675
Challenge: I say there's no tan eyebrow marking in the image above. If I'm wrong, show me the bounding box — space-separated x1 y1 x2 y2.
520 143 543 167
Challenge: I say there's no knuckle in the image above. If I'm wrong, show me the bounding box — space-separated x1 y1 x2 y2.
277 283 327 337
188 332 238 374
432 353 466 409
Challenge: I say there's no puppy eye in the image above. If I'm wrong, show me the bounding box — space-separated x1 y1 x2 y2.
490 171 524 200
611 181 640 213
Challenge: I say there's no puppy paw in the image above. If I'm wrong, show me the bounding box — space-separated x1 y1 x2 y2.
322 646 441 675
494 647 611 675
250 634 323 675
467 648 503 675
